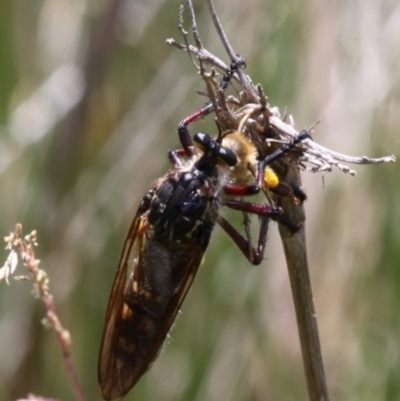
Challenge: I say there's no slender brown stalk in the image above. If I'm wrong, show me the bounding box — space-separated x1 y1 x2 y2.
1 224 86 401
277 169 330 401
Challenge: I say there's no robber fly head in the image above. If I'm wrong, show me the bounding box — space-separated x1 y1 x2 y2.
192 132 238 175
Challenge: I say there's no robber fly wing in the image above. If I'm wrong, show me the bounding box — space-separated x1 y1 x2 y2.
98 209 206 401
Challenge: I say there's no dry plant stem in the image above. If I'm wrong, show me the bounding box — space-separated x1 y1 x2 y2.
185 0 202 49
269 116 395 174
204 0 235 59
11 224 86 401
42 296 85 401
204 0 258 101
166 40 229 73
277 170 330 401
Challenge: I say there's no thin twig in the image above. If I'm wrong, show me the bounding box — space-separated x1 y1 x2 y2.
1 224 86 401
178 5 198 70
166 39 229 72
204 0 258 101
269 115 396 173
204 0 236 60
185 0 203 50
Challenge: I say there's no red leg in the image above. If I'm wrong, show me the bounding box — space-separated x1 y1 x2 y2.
217 214 269 265
223 198 302 232
221 199 283 218
217 198 282 264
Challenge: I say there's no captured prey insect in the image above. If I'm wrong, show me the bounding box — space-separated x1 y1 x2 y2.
97 117 309 400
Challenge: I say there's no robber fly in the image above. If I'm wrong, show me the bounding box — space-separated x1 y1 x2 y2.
98 57 308 400
98 120 309 400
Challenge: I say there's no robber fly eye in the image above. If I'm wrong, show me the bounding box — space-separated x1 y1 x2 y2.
193 132 211 149
217 146 237 166
194 133 236 166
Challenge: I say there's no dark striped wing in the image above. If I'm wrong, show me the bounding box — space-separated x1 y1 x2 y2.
98 210 206 401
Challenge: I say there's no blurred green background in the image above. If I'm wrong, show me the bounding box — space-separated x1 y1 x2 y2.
0 0 399 400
